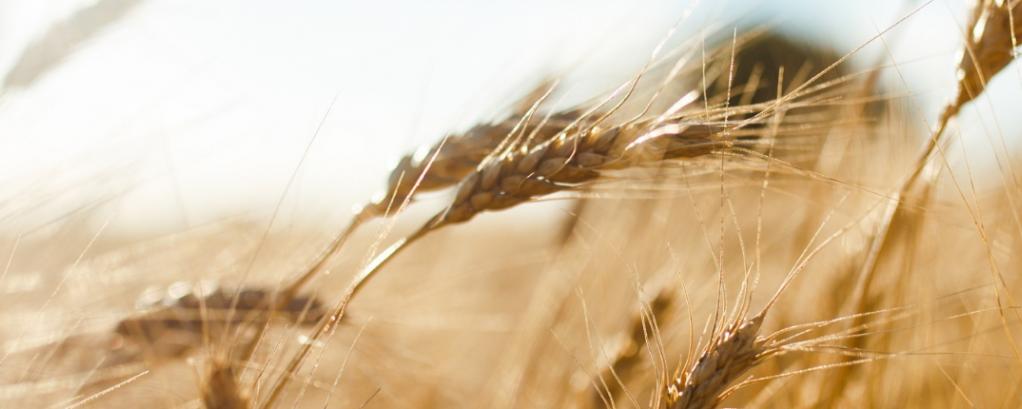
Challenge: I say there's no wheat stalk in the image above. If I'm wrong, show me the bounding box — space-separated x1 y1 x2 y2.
431 121 726 226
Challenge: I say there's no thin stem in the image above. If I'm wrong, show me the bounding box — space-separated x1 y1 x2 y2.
257 220 435 409
847 104 956 320
283 206 375 299
230 207 375 368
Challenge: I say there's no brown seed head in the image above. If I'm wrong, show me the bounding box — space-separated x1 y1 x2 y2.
954 0 1021 107
668 316 765 409
435 122 723 227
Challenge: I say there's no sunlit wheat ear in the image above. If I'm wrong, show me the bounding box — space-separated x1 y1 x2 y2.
953 0 1021 110
362 98 581 218
912 0 1021 174
429 120 729 228
431 79 857 230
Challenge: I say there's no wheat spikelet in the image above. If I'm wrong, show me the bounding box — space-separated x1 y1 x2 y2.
667 315 765 409
364 110 584 217
431 120 729 227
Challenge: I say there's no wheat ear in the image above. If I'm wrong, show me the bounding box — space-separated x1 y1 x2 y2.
667 314 766 409
277 82 575 301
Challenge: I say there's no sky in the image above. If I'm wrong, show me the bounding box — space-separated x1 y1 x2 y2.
0 0 1018 235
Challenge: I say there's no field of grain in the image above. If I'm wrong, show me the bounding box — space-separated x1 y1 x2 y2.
2 0 1022 408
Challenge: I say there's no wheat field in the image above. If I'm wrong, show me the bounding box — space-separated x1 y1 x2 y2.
1 0 1022 408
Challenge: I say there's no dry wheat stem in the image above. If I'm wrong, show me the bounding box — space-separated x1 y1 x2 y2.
60 370 150 409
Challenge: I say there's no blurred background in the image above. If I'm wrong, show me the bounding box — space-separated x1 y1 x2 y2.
0 0 1019 238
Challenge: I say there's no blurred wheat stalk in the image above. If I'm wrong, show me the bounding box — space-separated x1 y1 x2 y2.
2 0 142 91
